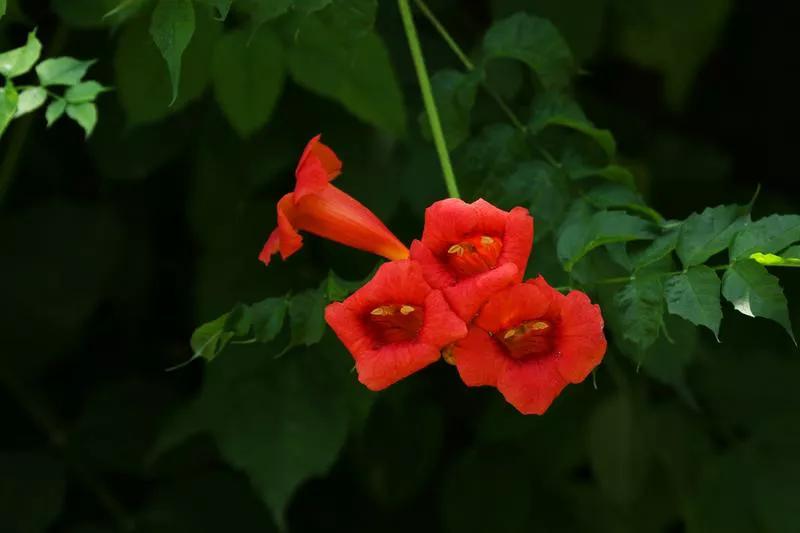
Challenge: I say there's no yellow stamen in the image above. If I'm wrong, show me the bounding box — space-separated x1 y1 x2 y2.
480 236 494 246
503 329 517 340
371 306 392 316
442 345 456 365
400 305 415 315
531 321 549 331
448 244 464 256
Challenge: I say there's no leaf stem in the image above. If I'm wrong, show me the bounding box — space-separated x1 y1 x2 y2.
398 0 460 199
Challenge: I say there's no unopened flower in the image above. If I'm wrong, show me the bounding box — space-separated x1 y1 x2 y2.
259 135 409 266
451 277 606 414
325 260 467 391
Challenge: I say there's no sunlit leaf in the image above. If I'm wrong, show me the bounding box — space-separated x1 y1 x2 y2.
66 102 98 138
0 84 19 137
45 98 66 127
722 259 795 342
65 81 109 103
0 30 42 78
35 57 95 86
13 87 47 117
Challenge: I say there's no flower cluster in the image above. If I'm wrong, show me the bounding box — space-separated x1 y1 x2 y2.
262 136 607 414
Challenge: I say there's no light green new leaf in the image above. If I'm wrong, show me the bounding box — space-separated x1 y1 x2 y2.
664 265 722 339
65 81 109 104
557 204 654 271
35 57 95 86
45 99 66 127
676 204 748 267
419 69 479 150
0 84 19 137
482 13 576 90
722 259 795 342
14 87 47 117
749 246 800 268
0 30 42 78
150 0 196 105
287 28 405 135
212 28 285 138
529 91 616 159
65 102 98 138
730 214 800 260
614 275 664 351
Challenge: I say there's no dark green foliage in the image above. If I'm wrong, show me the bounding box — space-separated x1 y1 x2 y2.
2 1 799 532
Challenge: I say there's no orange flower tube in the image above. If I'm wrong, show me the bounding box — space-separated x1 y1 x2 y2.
259 135 410 266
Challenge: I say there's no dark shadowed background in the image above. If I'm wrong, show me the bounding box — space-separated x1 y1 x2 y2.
2 0 799 532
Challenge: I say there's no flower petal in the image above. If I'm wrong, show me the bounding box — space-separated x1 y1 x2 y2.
418 290 468 347
294 135 342 200
410 239 457 289
420 198 508 254
355 342 441 391
342 260 432 315
498 206 534 282
325 301 375 358
497 356 568 415
443 262 519 321
555 290 607 383
452 326 507 387
259 193 303 266
471 279 551 333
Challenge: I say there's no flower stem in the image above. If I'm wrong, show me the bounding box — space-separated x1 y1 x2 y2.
398 0 460 199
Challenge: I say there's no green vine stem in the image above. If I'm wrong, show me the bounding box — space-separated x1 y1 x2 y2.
398 0 461 199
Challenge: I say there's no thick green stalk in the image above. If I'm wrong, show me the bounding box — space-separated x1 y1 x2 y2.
398 0 461 199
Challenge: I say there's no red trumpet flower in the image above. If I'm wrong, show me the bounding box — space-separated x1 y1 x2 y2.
451 277 606 415
259 135 410 266
410 199 533 320
325 260 468 391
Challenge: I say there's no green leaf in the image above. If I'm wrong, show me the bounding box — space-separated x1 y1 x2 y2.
115 12 219 124
248 0 292 34
1 0 6 19
0 30 42 78
485 160 569 241
611 0 731 109
45 98 66 127
35 57 95 86
287 27 405 135
529 91 615 159
420 69 479 150
323 270 366 302
65 102 97 138
295 0 332 11
13 87 47 117
211 28 285 138
0 84 19 137
584 183 663 223
0 452 65 533
150 0 196 105
676 204 748 267
156 341 355 528
614 275 664 351
557 203 654 271
588 390 651 505
664 265 722 339
722 259 795 342
64 81 109 104
749 246 800 268
281 288 326 354
198 0 233 20
730 214 800 260
630 227 680 270
482 12 576 90
190 312 236 362
250 297 288 343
